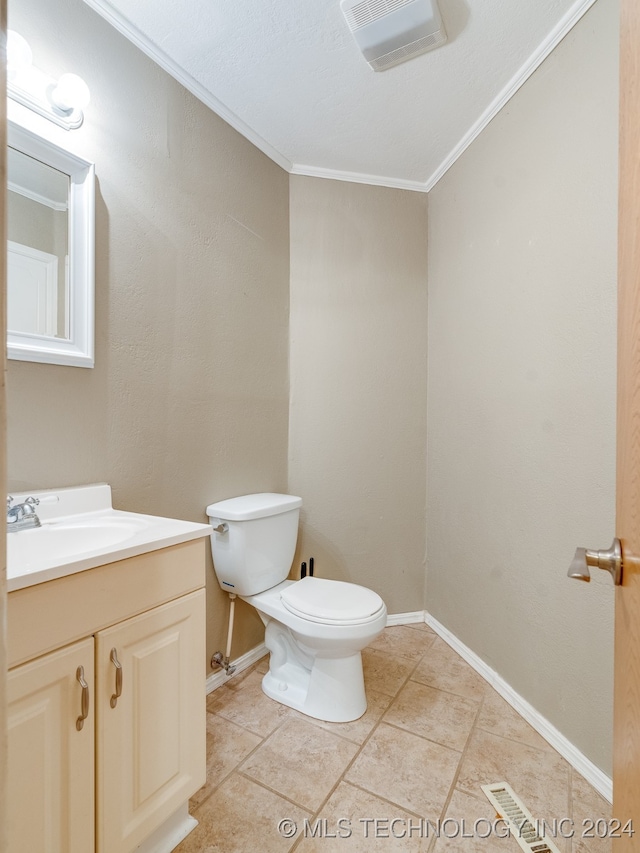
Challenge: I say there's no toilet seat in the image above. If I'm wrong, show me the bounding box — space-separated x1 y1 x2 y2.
280 576 385 625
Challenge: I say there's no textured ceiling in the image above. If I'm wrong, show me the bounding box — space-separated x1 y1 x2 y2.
82 0 596 190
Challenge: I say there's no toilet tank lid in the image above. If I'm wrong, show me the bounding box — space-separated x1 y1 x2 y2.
206 493 302 521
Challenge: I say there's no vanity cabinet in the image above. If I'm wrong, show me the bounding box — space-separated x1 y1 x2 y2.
7 539 207 853
96 591 205 853
7 638 95 853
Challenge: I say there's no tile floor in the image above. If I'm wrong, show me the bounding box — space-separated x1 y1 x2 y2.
176 624 612 853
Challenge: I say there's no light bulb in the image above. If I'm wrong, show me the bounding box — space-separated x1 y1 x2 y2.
7 31 33 80
51 72 91 113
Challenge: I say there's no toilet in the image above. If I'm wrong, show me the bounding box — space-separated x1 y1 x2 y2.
206 493 387 722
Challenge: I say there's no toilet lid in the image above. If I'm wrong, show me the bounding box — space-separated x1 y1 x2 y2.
280 577 385 625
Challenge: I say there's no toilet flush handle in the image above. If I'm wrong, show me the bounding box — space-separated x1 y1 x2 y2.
212 522 228 535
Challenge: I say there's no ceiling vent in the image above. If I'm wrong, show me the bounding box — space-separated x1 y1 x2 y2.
340 0 447 72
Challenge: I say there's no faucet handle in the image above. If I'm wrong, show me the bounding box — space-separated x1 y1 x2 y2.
21 497 40 517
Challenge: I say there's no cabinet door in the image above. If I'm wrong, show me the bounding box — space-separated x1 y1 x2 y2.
96 589 206 853
7 637 95 853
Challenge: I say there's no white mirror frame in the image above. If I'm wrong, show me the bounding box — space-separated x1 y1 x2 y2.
7 119 95 367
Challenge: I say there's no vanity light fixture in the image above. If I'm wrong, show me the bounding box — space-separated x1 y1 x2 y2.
7 30 90 130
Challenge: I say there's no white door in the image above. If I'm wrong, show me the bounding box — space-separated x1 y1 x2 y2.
7 241 58 336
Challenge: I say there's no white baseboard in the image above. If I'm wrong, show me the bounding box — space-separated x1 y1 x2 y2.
205 610 421 691
134 803 197 853
424 611 613 804
206 642 268 694
203 611 612 804
386 610 426 626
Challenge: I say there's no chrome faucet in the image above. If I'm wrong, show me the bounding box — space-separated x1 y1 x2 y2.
7 495 42 532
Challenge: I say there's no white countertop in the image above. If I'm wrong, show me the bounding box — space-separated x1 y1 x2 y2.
7 484 212 593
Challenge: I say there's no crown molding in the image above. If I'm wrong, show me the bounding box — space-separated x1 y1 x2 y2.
423 0 598 190
293 0 597 192
82 0 596 194
290 162 428 193
81 0 293 172
8 180 68 211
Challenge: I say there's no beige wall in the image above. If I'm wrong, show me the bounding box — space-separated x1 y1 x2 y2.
5 0 618 784
7 0 291 668
426 0 618 774
289 177 428 613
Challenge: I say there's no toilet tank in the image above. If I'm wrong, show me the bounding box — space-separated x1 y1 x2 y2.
206 493 302 596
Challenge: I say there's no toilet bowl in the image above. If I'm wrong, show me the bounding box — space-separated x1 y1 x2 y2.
206 493 387 722
247 576 387 721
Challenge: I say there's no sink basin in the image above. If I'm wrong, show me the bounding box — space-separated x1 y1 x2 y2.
8 516 152 566
6 484 212 592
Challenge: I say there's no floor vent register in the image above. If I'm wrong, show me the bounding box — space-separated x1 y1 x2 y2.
481 782 562 853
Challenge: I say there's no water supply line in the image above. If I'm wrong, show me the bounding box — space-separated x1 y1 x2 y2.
211 592 237 676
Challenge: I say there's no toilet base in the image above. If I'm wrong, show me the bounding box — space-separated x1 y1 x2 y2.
260 616 369 722
262 651 367 722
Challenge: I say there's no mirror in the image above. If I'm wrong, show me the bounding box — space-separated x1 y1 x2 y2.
7 120 95 367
